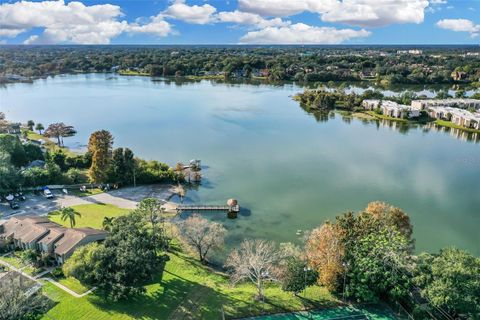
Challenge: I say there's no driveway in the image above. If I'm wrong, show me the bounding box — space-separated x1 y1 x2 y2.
0 184 177 218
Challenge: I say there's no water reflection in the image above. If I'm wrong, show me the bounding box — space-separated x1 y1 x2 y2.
153 76 478 98
299 105 480 143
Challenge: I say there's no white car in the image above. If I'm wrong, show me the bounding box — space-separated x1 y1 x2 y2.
43 189 54 199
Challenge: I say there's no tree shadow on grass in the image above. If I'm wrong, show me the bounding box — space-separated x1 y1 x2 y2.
87 271 248 320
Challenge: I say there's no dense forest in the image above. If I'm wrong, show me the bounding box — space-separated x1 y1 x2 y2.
1 46 479 85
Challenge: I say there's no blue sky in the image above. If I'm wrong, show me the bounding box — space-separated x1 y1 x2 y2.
0 0 479 45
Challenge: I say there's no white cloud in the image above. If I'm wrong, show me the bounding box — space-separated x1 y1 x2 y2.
429 0 447 4
0 28 26 38
238 0 430 27
240 23 370 44
217 10 289 28
126 15 173 37
436 18 480 37
0 0 174 44
239 0 326 17
162 0 216 24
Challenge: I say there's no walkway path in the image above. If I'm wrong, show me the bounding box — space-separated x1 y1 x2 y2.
0 257 95 298
42 277 97 298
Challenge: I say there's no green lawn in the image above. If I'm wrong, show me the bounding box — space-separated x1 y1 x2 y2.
435 119 480 134
0 253 24 269
67 188 104 197
24 130 79 157
42 249 338 320
42 204 339 319
48 204 131 229
365 111 409 122
58 276 91 295
118 70 150 76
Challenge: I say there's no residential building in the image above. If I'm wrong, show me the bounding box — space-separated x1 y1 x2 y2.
397 49 422 55
427 106 480 130
0 216 107 264
451 71 467 81
0 121 21 134
362 99 380 110
362 100 419 118
411 99 480 111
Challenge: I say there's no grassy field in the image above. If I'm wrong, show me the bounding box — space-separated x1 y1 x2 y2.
118 70 150 76
58 276 91 295
25 130 79 157
185 75 225 81
42 248 338 320
0 252 25 269
48 203 131 229
67 188 104 197
41 203 340 319
0 252 40 276
435 119 480 133
364 111 409 122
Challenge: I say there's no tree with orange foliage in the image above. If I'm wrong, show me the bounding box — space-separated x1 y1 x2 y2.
305 223 345 291
364 201 413 240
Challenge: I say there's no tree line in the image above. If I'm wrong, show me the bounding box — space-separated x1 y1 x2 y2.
2 46 480 86
0 126 182 194
175 202 478 319
3 199 477 319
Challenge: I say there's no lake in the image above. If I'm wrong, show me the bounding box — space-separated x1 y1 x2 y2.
1 74 479 256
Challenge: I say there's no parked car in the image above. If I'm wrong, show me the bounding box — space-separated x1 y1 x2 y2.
15 192 26 201
9 201 20 210
44 189 54 199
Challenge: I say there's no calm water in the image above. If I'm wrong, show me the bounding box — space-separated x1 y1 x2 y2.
1 74 479 256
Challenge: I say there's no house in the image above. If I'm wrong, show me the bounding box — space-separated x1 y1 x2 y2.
411 99 480 111
0 122 21 134
427 106 454 120
53 228 107 264
451 71 467 81
0 216 107 264
363 99 419 118
381 101 420 119
360 69 377 80
362 99 380 110
397 49 422 55
450 110 480 130
427 107 480 130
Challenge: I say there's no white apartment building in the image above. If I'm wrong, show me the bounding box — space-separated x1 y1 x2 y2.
411 99 480 111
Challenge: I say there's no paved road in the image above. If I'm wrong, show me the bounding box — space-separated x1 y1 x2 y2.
0 184 176 218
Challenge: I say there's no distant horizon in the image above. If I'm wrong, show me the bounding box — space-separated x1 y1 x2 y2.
1 44 479 48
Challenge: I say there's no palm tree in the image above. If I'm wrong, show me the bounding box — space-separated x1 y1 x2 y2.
27 120 35 131
35 123 44 134
102 216 115 231
59 207 81 228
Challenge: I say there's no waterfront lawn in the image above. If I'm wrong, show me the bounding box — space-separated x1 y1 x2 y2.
365 111 409 122
25 130 79 157
48 204 130 229
118 70 150 76
42 249 338 320
435 119 480 134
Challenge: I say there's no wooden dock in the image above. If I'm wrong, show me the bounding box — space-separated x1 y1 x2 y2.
176 204 240 213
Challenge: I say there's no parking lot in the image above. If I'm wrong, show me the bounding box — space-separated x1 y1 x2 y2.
0 184 177 218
